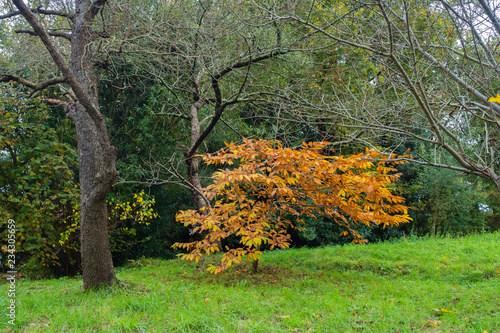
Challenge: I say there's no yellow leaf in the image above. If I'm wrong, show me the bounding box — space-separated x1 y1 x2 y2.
425 319 442 327
488 94 500 103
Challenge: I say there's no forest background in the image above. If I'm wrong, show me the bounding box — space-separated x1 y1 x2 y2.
1 0 499 282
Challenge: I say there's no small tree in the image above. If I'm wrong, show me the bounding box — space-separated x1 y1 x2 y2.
173 139 412 273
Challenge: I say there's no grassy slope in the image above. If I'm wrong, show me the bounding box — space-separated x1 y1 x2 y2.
1 233 499 333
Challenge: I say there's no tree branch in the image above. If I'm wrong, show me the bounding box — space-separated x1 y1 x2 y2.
285 15 390 57
476 0 500 37
90 0 108 17
0 11 21 19
12 0 102 123
42 98 70 108
414 43 500 118
409 155 491 179
0 74 66 94
0 6 75 20
213 49 290 80
15 29 72 41
165 158 211 208
185 47 294 157
186 79 224 157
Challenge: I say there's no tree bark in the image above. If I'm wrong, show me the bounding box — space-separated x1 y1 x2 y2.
252 259 259 274
185 155 206 209
68 104 118 291
252 244 261 274
68 1 118 291
185 100 223 251
185 100 209 210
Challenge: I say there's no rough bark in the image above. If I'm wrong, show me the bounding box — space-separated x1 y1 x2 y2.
67 104 118 291
68 0 118 291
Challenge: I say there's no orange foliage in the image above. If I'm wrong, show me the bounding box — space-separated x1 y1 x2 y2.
173 139 412 273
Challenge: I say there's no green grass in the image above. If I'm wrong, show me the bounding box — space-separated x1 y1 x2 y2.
1 233 499 332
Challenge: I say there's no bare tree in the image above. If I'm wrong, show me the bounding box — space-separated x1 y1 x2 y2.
255 0 500 191
1 0 118 290
119 0 317 209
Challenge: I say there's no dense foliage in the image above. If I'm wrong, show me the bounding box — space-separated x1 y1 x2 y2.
0 87 80 277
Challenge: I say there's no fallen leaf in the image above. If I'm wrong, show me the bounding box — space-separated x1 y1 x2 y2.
426 319 442 327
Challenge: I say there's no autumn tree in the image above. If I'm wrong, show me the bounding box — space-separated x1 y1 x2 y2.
0 0 119 290
173 139 412 274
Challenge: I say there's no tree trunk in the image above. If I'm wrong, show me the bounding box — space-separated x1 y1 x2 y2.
252 259 259 274
185 101 210 210
185 154 206 210
185 100 223 251
68 1 118 290
68 105 118 290
252 245 261 274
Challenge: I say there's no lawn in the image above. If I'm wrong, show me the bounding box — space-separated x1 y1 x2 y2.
1 233 499 332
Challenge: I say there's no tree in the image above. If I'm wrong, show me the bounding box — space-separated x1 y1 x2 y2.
173 139 412 273
255 0 500 191
409 167 488 236
0 82 160 278
119 0 317 211
1 0 118 290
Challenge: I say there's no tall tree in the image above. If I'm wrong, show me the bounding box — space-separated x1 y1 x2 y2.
1 0 118 290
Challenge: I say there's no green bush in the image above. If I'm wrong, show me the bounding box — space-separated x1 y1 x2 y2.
404 167 489 236
0 89 80 278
